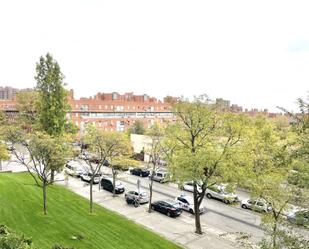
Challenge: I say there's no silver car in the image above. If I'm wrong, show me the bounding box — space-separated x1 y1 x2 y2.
180 181 202 193
125 190 149 204
81 172 101 184
241 198 272 212
205 184 239 204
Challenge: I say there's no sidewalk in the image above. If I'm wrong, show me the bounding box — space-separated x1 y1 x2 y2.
58 177 241 249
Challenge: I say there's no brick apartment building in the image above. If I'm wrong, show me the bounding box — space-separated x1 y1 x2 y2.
0 89 176 132
67 90 176 132
0 88 289 133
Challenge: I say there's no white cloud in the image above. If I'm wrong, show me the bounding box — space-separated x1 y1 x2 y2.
0 0 309 111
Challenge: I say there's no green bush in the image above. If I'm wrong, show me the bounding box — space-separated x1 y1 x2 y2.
0 225 35 249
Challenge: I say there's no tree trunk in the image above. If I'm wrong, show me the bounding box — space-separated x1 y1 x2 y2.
89 178 93 213
112 167 116 197
193 183 202 234
272 216 278 248
50 169 55 184
42 181 47 215
148 165 155 213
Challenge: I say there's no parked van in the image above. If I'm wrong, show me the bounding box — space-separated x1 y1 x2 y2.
64 161 84 177
149 170 170 183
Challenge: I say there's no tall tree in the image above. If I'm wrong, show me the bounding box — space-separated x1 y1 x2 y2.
35 53 71 181
166 96 249 234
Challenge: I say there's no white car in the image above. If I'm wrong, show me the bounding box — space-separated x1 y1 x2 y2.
205 184 239 204
241 198 272 212
175 194 206 214
180 181 202 193
81 172 101 184
125 190 149 204
64 161 84 177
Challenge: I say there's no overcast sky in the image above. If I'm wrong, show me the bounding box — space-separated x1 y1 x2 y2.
0 0 309 112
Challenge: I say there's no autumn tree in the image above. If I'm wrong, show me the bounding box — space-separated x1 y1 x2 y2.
166 96 249 234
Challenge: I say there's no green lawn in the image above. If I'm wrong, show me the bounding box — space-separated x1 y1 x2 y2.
0 173 181 249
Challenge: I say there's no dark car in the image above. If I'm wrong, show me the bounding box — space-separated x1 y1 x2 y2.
130 167 150 177
150 200 182 217
100 178 125 194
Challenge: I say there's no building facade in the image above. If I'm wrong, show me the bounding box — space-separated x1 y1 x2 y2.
67 90 175 133
0 86 33 100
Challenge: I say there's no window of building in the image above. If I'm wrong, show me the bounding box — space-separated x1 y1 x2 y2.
99 105 102 109
80 104 88 110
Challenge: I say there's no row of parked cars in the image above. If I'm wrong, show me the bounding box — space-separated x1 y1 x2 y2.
65 162 308 225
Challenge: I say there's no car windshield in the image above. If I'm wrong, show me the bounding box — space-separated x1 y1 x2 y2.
140 192 148 197
115 181 122 186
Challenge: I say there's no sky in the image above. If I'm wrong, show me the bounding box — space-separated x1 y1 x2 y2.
0 0 309 112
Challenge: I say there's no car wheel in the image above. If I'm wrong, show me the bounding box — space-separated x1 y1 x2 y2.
140 173 143 177
167 212 171 217
206 193 212 199
241 204 247 209
189 209 194 214
223 199 230 204
151 205 155 211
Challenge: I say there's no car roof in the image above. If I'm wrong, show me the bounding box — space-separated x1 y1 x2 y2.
178 194 193 201
129 189 146 193
165 199 178 205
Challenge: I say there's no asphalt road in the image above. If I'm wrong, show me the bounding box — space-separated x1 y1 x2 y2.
118 171 265 243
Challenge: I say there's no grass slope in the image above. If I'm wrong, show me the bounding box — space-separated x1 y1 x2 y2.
0 173 181 249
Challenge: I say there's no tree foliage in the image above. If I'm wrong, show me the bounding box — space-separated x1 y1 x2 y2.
81 125 133 212
15 91 39 131
128 120 146 135
35 53 70 137
166 96 249 234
